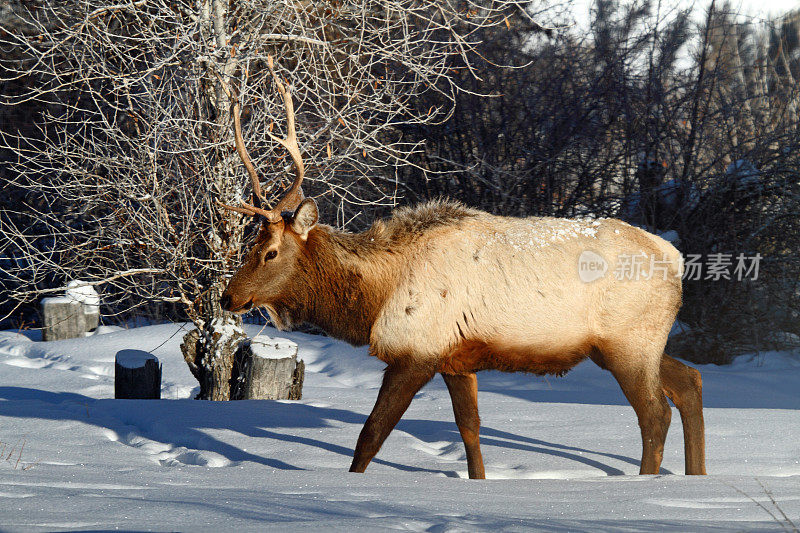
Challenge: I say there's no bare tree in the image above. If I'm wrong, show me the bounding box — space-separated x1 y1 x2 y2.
666 3 800 361
0 0 528 398
400 0 694 219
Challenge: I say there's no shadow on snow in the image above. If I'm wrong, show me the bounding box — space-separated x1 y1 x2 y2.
0 386 657 476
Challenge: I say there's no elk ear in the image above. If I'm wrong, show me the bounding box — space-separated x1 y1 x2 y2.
290 198 318 240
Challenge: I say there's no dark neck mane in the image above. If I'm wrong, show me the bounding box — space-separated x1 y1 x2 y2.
293 200 478 345
296 225 401 346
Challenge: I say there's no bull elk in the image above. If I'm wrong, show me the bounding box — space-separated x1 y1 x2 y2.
217 60 706 479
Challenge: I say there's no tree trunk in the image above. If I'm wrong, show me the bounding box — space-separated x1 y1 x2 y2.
178 0 249 401
181 284 247 400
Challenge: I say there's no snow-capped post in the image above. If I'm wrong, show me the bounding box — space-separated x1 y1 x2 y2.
232 336 304 400
66 281 100 332
115 350 162 399
40 281 101 341
41 297 86 341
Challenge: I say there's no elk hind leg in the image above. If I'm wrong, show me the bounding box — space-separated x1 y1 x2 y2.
600 344 672 475
350 365 433 473
442 372 485 479
661 354 707 475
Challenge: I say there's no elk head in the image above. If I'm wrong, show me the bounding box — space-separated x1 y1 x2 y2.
217 57 316 328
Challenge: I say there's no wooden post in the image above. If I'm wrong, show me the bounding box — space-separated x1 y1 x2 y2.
41 297 86 341
65 281 100 332
83 308 100 332
115 350 161 399
233 336 304 400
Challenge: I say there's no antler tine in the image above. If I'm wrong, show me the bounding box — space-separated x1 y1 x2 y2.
213 60 304 224
215 199 274 218
212 70 266 211
265 55 305 216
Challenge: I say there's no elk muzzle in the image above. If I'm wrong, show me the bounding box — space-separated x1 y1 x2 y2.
220 290 254 313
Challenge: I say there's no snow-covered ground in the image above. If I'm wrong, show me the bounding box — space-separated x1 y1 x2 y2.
0 323 798 531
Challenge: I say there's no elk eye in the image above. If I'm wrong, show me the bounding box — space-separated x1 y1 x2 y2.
265 250 278 261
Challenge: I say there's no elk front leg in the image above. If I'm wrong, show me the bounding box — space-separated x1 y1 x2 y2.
349 365 433 473
442 372 485 479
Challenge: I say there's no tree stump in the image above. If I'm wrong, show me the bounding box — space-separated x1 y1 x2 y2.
41 297 86 341
115 350 161 399
289 359 305 401
233 336 304 400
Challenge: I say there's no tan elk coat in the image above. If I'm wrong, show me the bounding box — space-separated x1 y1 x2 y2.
217 59 705 479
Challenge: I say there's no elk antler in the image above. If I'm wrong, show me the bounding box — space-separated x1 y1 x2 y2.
216 56 305 223
263 56 305 217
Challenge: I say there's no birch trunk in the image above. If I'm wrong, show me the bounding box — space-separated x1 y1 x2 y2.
180 0 247 401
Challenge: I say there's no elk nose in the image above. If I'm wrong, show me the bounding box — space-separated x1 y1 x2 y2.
220 294 232 311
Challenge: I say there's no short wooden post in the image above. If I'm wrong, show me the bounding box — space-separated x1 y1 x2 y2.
65 281 100 332
115 350 161 399
83 308 100 331
233 336 304 400
41 297 86 341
